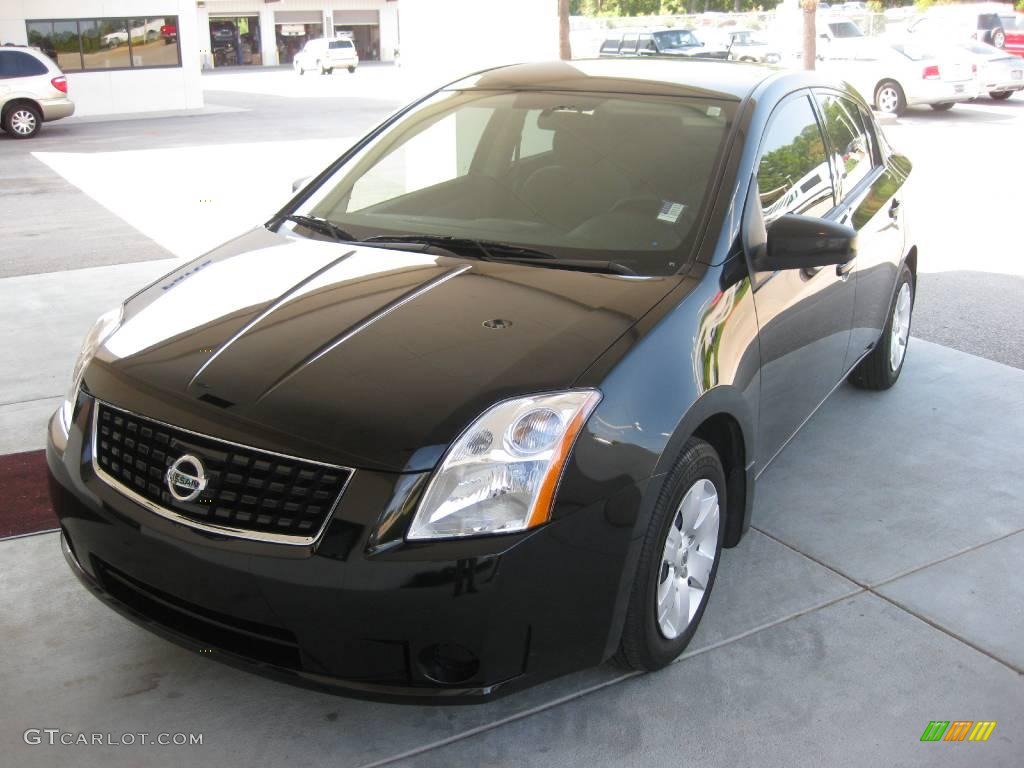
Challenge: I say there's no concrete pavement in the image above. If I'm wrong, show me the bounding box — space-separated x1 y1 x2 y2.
3 341 1021 768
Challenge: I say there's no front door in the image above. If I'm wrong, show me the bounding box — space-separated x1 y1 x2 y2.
747 92 857 467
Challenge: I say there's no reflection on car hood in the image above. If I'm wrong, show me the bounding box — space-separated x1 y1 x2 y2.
87 227 680 471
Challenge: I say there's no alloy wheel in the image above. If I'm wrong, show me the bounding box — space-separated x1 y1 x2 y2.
889 282 912 372
877 86 899 114
656 478 720 640
10 109 37 136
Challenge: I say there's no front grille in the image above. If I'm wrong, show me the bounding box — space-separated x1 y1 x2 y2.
93 402 353 543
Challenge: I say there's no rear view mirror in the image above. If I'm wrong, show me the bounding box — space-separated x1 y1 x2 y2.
757 214 856 272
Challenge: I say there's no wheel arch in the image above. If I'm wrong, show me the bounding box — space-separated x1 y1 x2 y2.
650 386 756 550
2 96 42 120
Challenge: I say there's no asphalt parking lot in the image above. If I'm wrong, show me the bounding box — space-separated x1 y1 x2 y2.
1 67 1022 766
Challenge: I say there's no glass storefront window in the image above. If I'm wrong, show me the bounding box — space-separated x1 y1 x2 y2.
53 20 83 71
26 16 181 72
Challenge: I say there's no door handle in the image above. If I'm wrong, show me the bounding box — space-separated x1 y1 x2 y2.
888 198 900 220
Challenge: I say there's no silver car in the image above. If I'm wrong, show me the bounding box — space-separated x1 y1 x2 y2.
0 46 74 138
819 40 978 114
957 41 1023 100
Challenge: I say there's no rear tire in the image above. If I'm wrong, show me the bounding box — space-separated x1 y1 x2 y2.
930 102 954 111
992 29 1005 49
990 90 1013 100
616 438 725 671
849 263 914 391
874 80 906 116
2 102 42 139
348 65 356 74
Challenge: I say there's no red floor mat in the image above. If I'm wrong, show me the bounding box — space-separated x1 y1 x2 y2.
0 450 58 539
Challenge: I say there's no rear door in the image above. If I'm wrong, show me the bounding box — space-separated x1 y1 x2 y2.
746 91 856 466
814 89 906 362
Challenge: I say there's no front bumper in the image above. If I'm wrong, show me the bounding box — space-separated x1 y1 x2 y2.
47 396 641 702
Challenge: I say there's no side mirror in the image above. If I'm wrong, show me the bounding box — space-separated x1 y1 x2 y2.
756 214 856 272
292 176 313 193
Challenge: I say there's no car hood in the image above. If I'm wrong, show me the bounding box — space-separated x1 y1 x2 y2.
87 228 680 472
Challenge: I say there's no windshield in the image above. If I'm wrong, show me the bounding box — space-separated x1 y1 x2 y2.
329 40 353 49
653 30 699 49
291 89 735 276
828 21 864 38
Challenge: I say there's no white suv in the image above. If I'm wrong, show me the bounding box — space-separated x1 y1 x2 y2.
293 38 359 75
0 46 74 138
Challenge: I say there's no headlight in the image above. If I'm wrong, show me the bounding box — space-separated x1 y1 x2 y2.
407 390 602 540
60 306 123 430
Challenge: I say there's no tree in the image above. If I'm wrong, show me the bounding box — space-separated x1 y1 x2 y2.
559 0 572 60
802 0 817 71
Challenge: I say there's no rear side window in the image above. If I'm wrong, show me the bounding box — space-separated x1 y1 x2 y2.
600 37 621 54
757 95 834 222
0 51 49 78
815 93 876 201
620 33 639 54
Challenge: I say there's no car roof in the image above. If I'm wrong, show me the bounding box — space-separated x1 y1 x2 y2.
448 59 817 102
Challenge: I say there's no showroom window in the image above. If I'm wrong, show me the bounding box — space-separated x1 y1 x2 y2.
26 17 181 72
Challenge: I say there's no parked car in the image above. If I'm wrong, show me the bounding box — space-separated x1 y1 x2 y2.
1002 13 1024 59
49 59 916 701
599 28 729 59
697 28 783 64
957 41 1023 99
907 4 1009 49
160 23 177 44
293 37 359 75
820 40 978 113
0 46 74 138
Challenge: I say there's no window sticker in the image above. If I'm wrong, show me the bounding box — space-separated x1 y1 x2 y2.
657 201 686 224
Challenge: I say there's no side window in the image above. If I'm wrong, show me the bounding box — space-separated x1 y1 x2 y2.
620 32 639 54
815 92 875 201
0 51 48 78
600 37 621 55
756 95 835 223
638 33 653 52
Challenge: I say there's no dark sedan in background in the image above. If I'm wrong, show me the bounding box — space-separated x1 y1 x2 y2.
48 59 916 702
599 28 730 59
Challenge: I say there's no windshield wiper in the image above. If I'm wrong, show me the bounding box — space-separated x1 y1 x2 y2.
283 214 357 243
361 235 636 275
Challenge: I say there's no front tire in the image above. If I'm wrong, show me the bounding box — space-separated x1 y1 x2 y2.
616 438 725 671
990 90 1013 100
849 263 914 390
2 103 42 139
348 65 356 74
992 29 1005 49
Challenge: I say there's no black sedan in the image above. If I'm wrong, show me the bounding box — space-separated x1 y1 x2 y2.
47 59 916 702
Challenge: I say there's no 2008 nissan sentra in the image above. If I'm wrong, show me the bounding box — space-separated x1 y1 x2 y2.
47 59 916 702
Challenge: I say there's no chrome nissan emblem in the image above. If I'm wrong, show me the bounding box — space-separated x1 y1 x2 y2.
165 454 208 503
